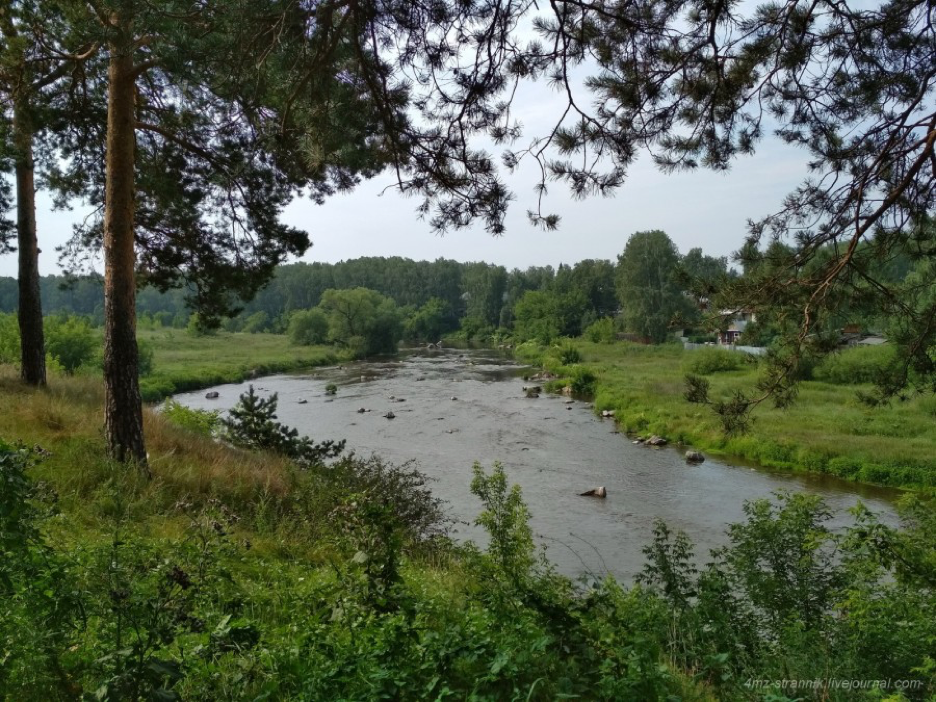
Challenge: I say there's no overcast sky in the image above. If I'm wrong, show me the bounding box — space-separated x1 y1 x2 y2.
0 77 811 279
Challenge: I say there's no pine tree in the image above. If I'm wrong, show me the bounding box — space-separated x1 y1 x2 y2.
222 386 345 466
0 0 98 386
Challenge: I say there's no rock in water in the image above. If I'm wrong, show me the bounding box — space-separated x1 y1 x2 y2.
205 391 219 399
685 450 705 463
580 487 607 498
383 411 396 419
297 399 308 405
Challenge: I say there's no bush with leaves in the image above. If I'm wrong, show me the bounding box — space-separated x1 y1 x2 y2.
568 366 597 395
637 492 936 699
161 399 221 437
470 462 537 586
320 455 448 543
0 312 19 364
557 342 582 365
44 315 99 373
287 308 329 346
685 347 749 375
813 344 898 385
0 441 79 696
221 385 345 466
584 317 616 343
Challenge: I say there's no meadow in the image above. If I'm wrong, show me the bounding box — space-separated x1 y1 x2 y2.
139 329 339 401
516 341 936 491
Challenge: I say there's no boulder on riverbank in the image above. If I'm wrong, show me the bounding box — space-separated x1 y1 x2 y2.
646 435 667 446
600 409 615 418
580 487 607 498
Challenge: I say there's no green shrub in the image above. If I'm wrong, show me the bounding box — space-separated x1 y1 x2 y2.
241 311 271 334
470 461 535 583
685 347 748 374
186 313 216 336
0 313 19 364
0 442 79 695
814 344 896 384
45 315 99 373
584 317 616 343
557 342 582 365
137 338 155 377
569 365 597 395
828 456 863 479
287 309 329 345
161 399 220 436
320 455 450 542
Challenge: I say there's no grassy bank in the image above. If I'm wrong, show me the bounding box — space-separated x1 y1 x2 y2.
2 371 934 699
515 341 936 491
140 329 340 402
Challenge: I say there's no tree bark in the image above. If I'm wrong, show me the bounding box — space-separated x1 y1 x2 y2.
13 90 46 385
103 20 147 466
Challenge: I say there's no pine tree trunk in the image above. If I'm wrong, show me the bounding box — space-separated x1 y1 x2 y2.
13 94 46 386
103 24 147 466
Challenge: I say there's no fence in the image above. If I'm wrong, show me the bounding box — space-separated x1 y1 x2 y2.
683 342 767 356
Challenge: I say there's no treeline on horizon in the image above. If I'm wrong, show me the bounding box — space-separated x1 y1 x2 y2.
0 231 916 347
0 251 660 339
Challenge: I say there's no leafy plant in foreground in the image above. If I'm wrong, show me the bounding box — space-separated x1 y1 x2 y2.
0 441 80 696
638 492 936 699
161 399 220 437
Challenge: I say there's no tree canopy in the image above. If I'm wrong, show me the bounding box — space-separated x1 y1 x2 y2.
318 287 403 357
2 0 934 461
616 230 691 343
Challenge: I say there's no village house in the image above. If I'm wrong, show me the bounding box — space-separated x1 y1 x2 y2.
717 309 756 345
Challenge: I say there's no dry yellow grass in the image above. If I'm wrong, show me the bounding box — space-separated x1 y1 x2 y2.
0 366 297 521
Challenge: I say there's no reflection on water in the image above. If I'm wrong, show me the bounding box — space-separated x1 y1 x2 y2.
173 348 901 581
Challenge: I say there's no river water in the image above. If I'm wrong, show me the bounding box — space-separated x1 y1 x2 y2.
173 348 900 582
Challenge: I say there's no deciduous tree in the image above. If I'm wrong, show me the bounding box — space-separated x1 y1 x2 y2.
616 231 690 343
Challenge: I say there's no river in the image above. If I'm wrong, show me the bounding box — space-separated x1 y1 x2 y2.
173 347 901 582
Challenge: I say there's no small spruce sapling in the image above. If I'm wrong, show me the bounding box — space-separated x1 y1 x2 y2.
222 386 345 466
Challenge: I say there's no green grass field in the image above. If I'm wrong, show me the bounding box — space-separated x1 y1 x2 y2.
139 329 340 401
516 341 936 491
